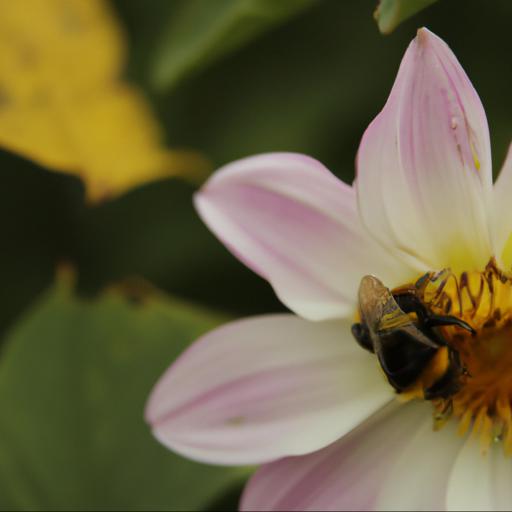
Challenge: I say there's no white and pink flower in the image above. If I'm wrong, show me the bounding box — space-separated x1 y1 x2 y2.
146 28 512 511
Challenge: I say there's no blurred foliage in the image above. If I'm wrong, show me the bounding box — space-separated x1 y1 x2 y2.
0 275 249 510
374 0 439 34
0 0 511 510
151 0 315 91
0 0 208 202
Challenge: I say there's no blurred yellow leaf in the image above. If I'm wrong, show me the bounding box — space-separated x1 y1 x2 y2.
0 0 209 201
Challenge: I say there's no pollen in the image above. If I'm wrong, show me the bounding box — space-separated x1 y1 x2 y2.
401 259 512 455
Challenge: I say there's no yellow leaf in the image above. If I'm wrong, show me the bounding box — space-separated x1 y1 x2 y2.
0 0 209 202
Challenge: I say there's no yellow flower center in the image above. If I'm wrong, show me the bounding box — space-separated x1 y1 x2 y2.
397 259 512 454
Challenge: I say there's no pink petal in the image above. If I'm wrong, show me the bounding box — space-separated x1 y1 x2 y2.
241 401 463 511
195 152 418 321
145 314 393 466
356 28 493 273
493 143 512 265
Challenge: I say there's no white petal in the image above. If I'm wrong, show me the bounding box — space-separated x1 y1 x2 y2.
375 412 463 510
195 152 418 321
490 445 512 511
447 437 512 511
356 28 493 272
145 314 392 465
493 143 512 266
241 400 452 511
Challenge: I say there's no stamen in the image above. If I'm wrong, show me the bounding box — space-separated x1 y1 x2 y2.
398 259 512 455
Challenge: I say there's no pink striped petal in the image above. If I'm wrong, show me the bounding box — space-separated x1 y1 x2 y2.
356 28 493 273
195 152 418 321
145 314 393 466
241 401 463 511
493 143 512 265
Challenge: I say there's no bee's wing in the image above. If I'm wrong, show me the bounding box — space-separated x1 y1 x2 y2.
358 276 390 328
358 275 408 331
358 275 438 349
390 324 439 349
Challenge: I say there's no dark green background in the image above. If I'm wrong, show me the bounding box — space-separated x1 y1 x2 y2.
1 0 510 509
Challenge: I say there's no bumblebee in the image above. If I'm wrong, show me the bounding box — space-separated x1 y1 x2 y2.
351 275 474 399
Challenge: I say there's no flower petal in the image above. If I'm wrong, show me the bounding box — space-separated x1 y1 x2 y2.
447 437 512 511
373 411 463 511
491 447 512 511
195 152 418 321
356 28 493 273
493 143 512 266
145 314 393 466
242 400 461 511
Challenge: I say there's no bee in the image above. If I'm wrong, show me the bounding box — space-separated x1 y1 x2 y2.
351 275 474 399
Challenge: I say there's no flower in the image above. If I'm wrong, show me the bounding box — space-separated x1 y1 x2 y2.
145 28 512 511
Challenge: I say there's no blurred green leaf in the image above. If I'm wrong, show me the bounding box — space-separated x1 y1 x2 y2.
151 0 315 91
374 0 438 34
0 276 248 511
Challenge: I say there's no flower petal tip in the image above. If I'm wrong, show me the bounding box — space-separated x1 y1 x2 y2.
356 26 493 272
416 26 428 38
143 315 396 466
415 26 432 43
143 393 156 425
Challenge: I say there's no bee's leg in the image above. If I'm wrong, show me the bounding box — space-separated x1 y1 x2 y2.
394 292 429 318
394 292 475 335
424 314 476 335
449 347 470 376
351 323 374 353
424 364 461 400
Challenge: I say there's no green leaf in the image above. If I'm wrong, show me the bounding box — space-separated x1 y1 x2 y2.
151 0 315 91
374 0 439 34
0 276 248 510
